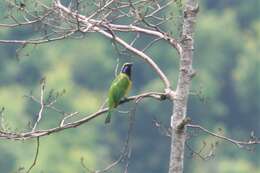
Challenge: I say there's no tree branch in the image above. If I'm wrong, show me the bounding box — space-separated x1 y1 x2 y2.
0 92 166 140
54 1 173 90
32 80 46 132
26 137 40 173
0 30 77 45
187 124 260 148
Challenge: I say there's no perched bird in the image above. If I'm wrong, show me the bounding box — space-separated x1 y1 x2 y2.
105 63 133 124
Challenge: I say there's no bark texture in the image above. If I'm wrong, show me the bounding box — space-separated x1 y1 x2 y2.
168 0 198 173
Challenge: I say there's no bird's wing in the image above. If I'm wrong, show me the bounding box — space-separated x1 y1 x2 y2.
108 73 131 108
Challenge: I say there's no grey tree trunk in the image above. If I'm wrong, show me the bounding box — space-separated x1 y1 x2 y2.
168 0 198 173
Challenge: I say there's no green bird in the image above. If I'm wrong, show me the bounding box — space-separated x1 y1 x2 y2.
105 63 133 124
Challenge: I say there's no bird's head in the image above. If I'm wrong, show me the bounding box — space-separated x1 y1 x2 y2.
121 62 133 79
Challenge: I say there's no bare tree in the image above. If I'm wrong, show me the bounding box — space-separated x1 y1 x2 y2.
0 0 259 173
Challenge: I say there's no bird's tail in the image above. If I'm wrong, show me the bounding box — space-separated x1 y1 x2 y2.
105 110 112 124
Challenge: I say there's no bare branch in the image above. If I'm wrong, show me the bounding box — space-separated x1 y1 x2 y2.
86 0 115 21
32 80 46 131
81 91 139 173
0 10 52 28
0 30 77 44
59 112 79 127
0 92 166 140
185 141 214 161
187 124 260 148
152 117 171 137
54 2 173 89
145 0 174 18
0 0 184 91
142 38 162 52
100 28 172 89
26 137 40 173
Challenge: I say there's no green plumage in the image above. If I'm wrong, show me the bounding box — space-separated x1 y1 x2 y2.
105 63 132 124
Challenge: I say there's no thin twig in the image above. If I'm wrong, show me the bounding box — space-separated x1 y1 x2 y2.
142 38 162 52
0 30 77 45
81 96 138 173
187 124 260 148
26 137 40 173
32 81 45 131
59 112 79 127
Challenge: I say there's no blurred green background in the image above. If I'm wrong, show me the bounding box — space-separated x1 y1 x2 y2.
0 0 259 173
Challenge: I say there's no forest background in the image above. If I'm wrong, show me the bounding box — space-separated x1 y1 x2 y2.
0 0 259 173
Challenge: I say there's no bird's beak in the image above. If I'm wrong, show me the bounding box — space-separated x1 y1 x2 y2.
123 62 133 67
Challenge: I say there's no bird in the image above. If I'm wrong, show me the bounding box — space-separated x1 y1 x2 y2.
105 62 133 124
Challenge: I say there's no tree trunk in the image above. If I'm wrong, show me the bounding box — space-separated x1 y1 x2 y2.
168 0 198 173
